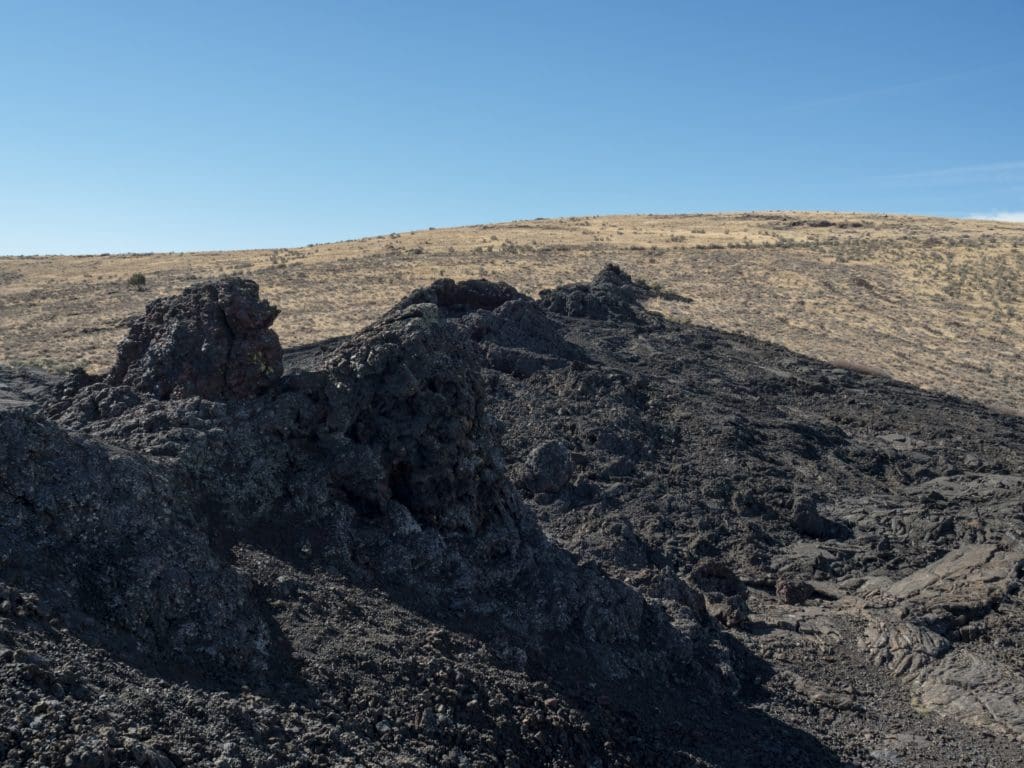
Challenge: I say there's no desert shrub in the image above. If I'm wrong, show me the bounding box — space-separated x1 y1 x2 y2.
127 273 146 289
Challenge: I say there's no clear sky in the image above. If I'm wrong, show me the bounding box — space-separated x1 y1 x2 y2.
1 1 1022 255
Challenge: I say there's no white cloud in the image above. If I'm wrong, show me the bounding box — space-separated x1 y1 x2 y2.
969 211 1024 223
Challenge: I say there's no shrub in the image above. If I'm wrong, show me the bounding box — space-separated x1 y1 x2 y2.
127 273 146 289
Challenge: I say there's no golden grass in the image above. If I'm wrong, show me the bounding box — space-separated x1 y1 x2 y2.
2 212 1022 413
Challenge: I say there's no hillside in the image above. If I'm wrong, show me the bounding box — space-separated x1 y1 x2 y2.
2 212 1023 413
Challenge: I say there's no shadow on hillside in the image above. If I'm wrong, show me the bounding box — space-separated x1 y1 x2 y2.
234 512 843 768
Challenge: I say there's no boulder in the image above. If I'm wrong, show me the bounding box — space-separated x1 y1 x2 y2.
518 440 573 495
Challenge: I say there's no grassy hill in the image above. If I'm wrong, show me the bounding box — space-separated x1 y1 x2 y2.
2 211 1022 412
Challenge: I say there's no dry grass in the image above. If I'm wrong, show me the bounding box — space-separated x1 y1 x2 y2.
2 212 1022 413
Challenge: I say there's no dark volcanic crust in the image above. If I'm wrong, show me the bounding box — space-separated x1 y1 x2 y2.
1 266 1022 767
106 278 283 400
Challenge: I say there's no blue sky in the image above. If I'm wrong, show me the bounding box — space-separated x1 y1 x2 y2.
1 1 1021 255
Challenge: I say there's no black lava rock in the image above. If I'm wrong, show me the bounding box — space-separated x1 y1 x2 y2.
518 440 573 495
107 278 283 400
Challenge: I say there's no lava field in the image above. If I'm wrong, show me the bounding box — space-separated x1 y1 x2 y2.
1 266 1022 767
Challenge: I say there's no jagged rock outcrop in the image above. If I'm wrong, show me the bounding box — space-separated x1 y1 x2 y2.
106 278 283 400
538 263 653 321
320 302 518 534
391 277 526 317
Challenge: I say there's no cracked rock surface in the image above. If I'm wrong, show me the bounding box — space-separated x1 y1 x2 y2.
2 266 1023 766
